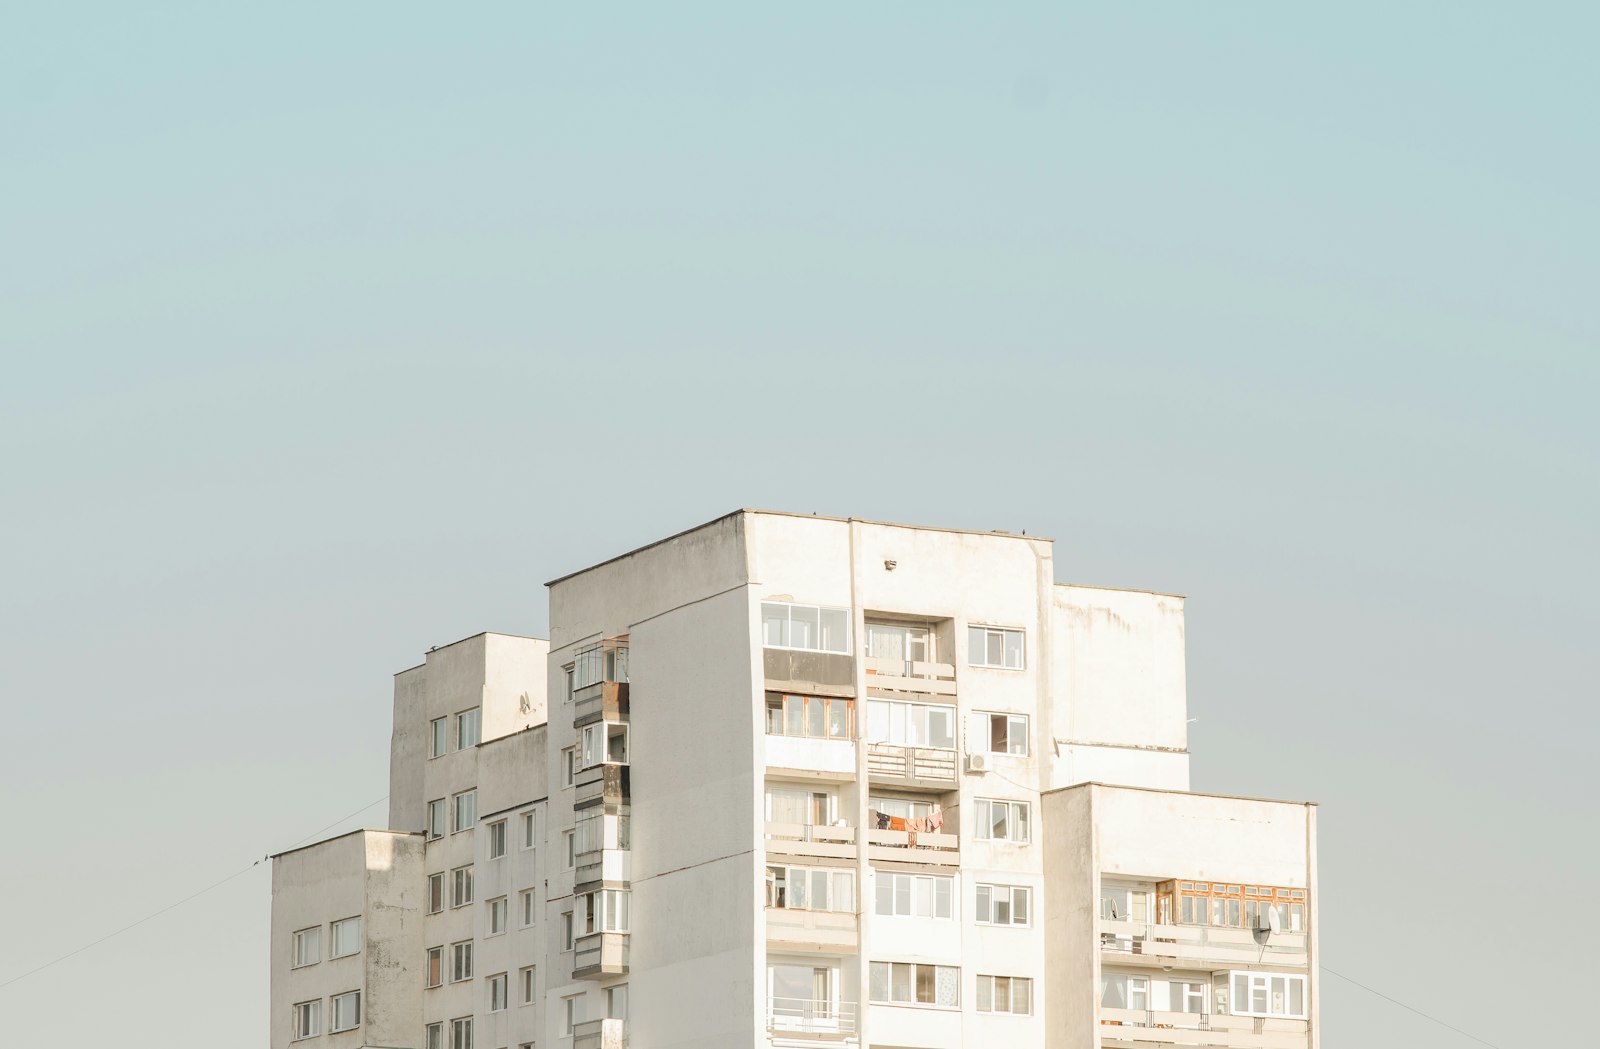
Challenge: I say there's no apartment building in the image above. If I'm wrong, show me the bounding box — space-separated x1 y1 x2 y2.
270 509 1319 1049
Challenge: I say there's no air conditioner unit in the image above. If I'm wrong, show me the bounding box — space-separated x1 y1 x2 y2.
964 753 991 774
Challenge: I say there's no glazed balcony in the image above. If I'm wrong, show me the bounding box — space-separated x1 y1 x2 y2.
575 681 630 729
574 763 630 810
1100 1009 1308 1049
767 997 857 1040
1098 918 1309 969
572 1018 627 1049
575 848 632 893
764 822 857 862
866 743 957 791
573 931 630 980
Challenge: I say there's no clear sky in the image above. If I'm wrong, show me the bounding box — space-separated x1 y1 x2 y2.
2 4 1595 1047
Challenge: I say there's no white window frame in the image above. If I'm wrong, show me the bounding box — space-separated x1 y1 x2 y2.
487 896 507 936
562 747 576 787
487 819 507 858
329 990 361 1032
580 721 630 770
488 972 508 1012
761 601 852 654
425 1021 443 1049
425 945 443 988
563 829 576 869
427 872 445 914
451 865 474 908
974 883 1031 926
451 940 473 982
1228 971 1307 1019
766 864 856 913
560 911 575 952
867 960 960 1008
561 994 582 1035
976 974 1032 1015
429 716 448 758
983 712 1029 755
873 870 954 919
292 999 321 1040
968 624 1025 669
291 926 321 968
1173 979 1207 1014
578 889 631 934
605 983 628 1021
452 789 477 834
521 809 537 849
455 707 481 749
450 1015 473 1049
426 798 446 841
519 965 536 1005
1101 972 1150 1010
865 699 956 750
329 915 362 959
520 888 537 928
973 798 1031 842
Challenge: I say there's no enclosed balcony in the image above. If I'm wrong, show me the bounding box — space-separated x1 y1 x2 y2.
573 930 630 980
575 809 631 892
574 763 630 809
572 1018 627 1049
573 638 630 727
765 863 858 952
1099 880 1309 968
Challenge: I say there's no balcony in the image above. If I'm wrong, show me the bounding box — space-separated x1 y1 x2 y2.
575 764 630 810
766 734 855 777
866 743 957 790
765 822 857 862
1098 918 1309 968
573 931 630 980
865 827 959 867
1101 1009 1308 1049
765 907 858 952
575 680 630 728
572 1018 627 1049
575 848 632 892
863 656 955 699
767 997 857 1040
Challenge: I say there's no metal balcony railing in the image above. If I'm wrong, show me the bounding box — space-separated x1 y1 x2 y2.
767 997 857 1036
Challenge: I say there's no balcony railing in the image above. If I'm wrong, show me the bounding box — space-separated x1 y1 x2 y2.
866 742 957 789
865 827 959 867
572 1018 627 1049
764 822 857 861
767 997 857 1038
573 931 629 979
864 656 956 697
765 906 859 952
1098 918 1309 968
1100 1008 1308 1048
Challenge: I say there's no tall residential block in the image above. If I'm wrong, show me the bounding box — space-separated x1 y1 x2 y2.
270 510 1319 1049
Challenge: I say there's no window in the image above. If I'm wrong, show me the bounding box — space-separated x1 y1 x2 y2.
606 984 628 1020
292 1000 320 1040
1159 881 1306 932
561 994 582 1035
865 700 954 749
985 712 1028 755
1172 980 1207 1014
452 790 477 833
766 786 835 826
968 625 1024 669
520 889 537 927
765 692 854 739
766 865 855 912
521 810 537 849
330 990 361 1032
1101 972 1149 1010
452 865 474 907
456 708 481 749
976 975 1032 1015
578 889 631 934
520 966 536 1005
580 721 630 768
427 798 446 840
873 871 953 919
487 896 507 935
868 961 959 1007
769 964 837 1023
560 911 575 951
427 872 445 914
329 915 362 958
426 946 443 988
1228 971 1307 1019
973 798 1030 842
865 621 932 664
425 1022 443 1049
869 795 935 822
573 644 603 689
1100 881 1151 923
562 747 576 787
563 663 575 702
430 716 448 758
762 601 851 653
451 940 473 981
450 1016 473 1049
562 830 576 869
975 883 1031 926
488 972 508 1012
291 927 320 968
487 820 507 858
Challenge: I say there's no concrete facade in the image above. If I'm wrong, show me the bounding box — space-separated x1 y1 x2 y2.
270 510 1319 1049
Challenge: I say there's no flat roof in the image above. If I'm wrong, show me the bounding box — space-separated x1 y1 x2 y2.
1056 580 1188 600
1042 780 1318 808
268 827 421 861
546 508 1056 587
395 630 548 677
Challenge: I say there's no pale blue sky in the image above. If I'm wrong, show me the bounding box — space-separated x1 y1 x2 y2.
2 4 1595 1047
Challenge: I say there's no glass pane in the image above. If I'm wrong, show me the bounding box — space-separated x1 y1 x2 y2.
807 696 825 738
987 631 1004 665
1003 630 1023 667
1013 888 1029 925
867 701 889 742
790 605 819 650
968 626 985 664
811 870 829 910
767 695 784 735
1014 978 1031 1015
827 700 849 739
979 977 994 1012
875 874 893 915
973 800 990 839
1288 978 1304 1016
869 962 889 1002
907 705 928 745
894 875 911 915
771 964 812 1002
937 966 959 1007
785 697 803 737
1014 804 1029 841
915 964 935 1004
891 962 912 1002
914 877 933 917
820 607 849 653
762 604 789 647
1008 716 1027 754
935 877 952 918
991 715 1007 752
994 892 1010 924
1102 974 1126 1008
928 707 954 749
833 872 853 912
867 625 903 660
976 884 992 922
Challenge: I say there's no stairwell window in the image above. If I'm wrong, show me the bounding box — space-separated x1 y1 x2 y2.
766 692 854 739
973 798 1030 842
868 961 960 1008
520 888 537 927
975 883 1031 926
762 602 851 654
330 990 361 1032
292 1000 320 1040
977 975 1032 1015
521 809 537 849
874 870 953 919
968 625 1024 669
766 865 855 912
329 916 362 958
520 966 536 1005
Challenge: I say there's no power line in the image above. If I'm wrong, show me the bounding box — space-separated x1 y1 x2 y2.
1323 965 1504 1049
0 793 390 993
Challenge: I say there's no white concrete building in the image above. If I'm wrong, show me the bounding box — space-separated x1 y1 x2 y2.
270 510 1319 1049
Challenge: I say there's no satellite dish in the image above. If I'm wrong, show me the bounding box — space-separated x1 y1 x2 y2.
1257 908 1282 935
